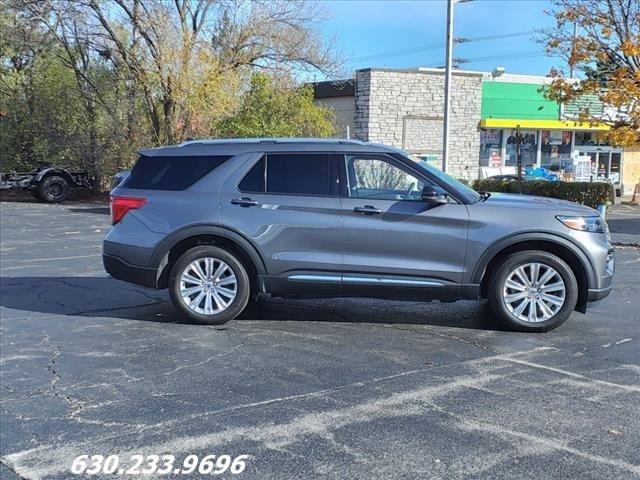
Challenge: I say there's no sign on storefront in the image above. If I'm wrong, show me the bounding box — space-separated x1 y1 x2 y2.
574 155 592 182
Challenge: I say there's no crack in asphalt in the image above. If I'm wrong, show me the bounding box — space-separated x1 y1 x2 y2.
163 343 247 375
0 459 30 480
389 324 494 352
52 278 100 293
41 338 90 425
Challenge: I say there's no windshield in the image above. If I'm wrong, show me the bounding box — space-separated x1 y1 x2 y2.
413 160 482 203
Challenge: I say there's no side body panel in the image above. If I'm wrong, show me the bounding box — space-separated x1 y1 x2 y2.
338 153 470 300
340 199 470 298
219 153 343 295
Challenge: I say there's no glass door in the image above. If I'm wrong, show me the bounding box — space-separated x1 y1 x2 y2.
610 152 621 184
596 152 609 182
577 151 598 182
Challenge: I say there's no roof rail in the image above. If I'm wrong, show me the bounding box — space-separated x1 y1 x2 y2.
178 138 368 147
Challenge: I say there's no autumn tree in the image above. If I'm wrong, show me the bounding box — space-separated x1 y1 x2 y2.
217 73 336 138
0 4 102 173
542 0 640 146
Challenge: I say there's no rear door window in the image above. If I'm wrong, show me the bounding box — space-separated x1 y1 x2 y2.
238 157 265 193
123 155 230 190
238 153 336 196
266 153 332 196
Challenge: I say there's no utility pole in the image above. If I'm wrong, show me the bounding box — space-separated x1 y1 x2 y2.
442 0 454 173
516 125 523 194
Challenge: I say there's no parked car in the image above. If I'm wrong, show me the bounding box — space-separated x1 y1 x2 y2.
486 174 552 182
0 165 92 203
104 139 614 332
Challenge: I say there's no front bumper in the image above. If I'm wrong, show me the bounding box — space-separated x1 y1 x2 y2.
587 285 613 302
103 254 158 289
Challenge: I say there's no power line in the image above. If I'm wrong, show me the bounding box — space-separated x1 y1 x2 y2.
460 50 547 64
457 30 537 43
350 30 536 63
427 50 548 68
351 43 444 63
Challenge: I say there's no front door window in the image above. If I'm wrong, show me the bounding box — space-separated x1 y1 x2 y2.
346 155 426 201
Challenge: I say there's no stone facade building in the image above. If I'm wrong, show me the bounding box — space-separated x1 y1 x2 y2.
354 68 483 181
314 67 639 193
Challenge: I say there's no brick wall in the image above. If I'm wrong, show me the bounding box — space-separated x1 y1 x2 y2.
354 69 483 181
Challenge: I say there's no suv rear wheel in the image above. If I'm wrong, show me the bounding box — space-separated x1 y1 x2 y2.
487 250 578 332
168 245 250 324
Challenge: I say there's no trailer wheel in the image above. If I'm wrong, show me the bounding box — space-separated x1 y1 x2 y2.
39 175 70 203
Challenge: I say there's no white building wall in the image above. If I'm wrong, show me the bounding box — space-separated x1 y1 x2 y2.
316 96 356 138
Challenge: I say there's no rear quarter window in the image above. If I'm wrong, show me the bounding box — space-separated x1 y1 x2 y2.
123 155 230 190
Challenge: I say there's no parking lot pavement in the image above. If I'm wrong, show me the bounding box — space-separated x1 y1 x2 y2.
1 201 639 480
608 204 640 246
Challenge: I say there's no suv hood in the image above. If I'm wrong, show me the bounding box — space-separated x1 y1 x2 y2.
481 192 598 216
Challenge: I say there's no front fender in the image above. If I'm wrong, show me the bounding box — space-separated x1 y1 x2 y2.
469 231 597 288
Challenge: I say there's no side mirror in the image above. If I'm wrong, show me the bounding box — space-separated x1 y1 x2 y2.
421 186 448 204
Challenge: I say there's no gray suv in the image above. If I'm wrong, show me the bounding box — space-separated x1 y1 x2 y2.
104 139 614 332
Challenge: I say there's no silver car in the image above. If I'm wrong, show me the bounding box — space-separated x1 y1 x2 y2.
103 139 614 332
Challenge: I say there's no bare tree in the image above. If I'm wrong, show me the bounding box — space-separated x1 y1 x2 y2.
83 0 336 144
211 0 337 74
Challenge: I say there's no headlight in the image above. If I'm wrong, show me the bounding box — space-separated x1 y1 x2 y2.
556 215 607 233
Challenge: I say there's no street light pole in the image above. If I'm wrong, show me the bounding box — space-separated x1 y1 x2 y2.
442 0 455 173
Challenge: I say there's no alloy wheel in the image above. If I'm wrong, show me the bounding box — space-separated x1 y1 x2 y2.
179 257 237 315
502 262 566 323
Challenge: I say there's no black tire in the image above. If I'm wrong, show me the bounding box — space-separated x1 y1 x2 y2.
168 245 251 325
487 250 578 332
38 175 70 203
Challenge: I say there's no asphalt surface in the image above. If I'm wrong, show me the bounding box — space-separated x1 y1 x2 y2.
1 201 639 480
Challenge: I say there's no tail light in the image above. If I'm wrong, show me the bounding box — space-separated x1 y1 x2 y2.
110 196 147 224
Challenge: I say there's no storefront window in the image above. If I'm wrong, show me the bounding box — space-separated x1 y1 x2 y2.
505 129 537 167
575 131 609 146
574 131 596 146
479 129 502 167
541 130 572 172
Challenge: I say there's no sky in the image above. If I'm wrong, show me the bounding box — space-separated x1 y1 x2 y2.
319 0 565 79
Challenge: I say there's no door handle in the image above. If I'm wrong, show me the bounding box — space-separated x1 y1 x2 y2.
354 205 382 215
231 197 259 207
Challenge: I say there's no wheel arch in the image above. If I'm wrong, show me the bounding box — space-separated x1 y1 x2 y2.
32 168 75 186
474 233 594 313
152 225 267 292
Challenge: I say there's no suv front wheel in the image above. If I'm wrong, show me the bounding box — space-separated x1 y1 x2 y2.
169 245 251 324
487 250 578 332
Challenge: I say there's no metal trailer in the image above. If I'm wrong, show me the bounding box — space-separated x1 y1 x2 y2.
0 165 93 203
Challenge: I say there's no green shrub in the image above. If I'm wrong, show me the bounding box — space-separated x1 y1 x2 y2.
472 180 611 209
